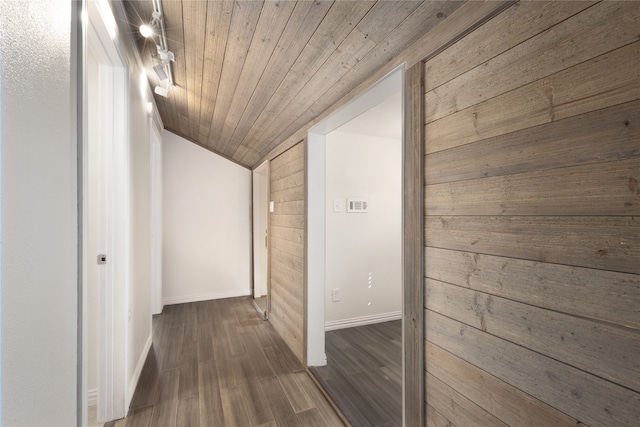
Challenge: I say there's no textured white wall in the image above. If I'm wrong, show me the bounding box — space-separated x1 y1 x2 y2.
325 130 402 327
0 1 78 425
163 132 252 304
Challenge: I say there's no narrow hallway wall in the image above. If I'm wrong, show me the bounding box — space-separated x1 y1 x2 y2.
0 1 78 424
162 132 252 304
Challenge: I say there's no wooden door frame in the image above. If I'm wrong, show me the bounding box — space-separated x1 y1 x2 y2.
403 62 424 427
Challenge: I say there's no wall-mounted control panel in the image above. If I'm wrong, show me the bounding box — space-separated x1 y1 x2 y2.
347 198 368 213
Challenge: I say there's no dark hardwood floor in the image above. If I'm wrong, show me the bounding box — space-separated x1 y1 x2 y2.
108 297 344 427
310 321 402 427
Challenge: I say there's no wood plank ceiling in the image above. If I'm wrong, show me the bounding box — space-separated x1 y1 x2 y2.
123 0 465 168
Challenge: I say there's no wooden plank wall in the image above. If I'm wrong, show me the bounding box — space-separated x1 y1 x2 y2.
422 2 640 426
269 141 306 363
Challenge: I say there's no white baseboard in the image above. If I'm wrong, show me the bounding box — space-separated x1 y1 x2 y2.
325 311 402 331
88 388 98 407
127 334 152 409
163 289 251 306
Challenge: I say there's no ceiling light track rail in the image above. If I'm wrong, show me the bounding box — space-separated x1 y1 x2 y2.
140 0 174 97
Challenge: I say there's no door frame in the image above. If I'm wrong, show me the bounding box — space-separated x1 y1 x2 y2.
84 0 129 422
307 66 424 425
150 123 163 315
252 160 270 317
307 66 404 365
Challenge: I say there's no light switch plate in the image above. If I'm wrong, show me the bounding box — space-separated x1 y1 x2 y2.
333 199 342 213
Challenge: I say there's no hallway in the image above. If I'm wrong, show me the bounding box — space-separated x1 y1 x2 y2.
109 297 344 427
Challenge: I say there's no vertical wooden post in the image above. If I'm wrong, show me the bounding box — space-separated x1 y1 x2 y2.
403 62 425 426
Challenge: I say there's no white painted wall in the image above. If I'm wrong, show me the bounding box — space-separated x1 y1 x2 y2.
125 41 154 406
0 1 78 425
163 132 252 304
325 130 402 329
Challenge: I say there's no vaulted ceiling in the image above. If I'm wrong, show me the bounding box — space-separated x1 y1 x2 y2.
123 0 466 168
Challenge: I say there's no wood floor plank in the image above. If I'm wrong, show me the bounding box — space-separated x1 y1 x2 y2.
220 385 253 427
124 406 153 427
238 379 275 426
150 400 177 427
175 397 199 427
279 371 317 413
311 321 402 427
198 358 224 426
178 360 198 400
260 376 304 427
296 407 329 427
297 373 347 427
119 297 342 426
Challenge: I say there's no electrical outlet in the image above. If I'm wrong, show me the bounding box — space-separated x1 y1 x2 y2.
332 288 341 302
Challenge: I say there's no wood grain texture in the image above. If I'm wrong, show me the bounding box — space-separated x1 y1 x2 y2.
403 61 424 427
426 342 580 427
426 372 508 427
269 142 306 363
217 0 298 156
425 41 640 155
422 3 640 427
254 0 512 169
427 311 640 427
425 247 640 330
426 158 640 216
423 1 594 92
123 0 513 169
123 297 343 427
425 99 640 185
425 2 640 123
425 215 640 274
425 404 457 427
427 278 640 393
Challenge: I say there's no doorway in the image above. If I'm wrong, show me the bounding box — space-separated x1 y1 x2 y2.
252 160 270 318
85 0 129 422
307 67 404 425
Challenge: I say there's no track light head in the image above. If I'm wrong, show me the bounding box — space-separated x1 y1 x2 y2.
139 24 154 38
153 64 168 81
154 85 169 97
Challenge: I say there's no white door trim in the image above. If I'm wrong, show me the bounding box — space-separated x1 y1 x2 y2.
252 160 270 316
306 67 404 368
150 124 163 315
85 0 129 422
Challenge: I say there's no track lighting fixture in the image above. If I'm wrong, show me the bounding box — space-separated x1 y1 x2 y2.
141 0 175 98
